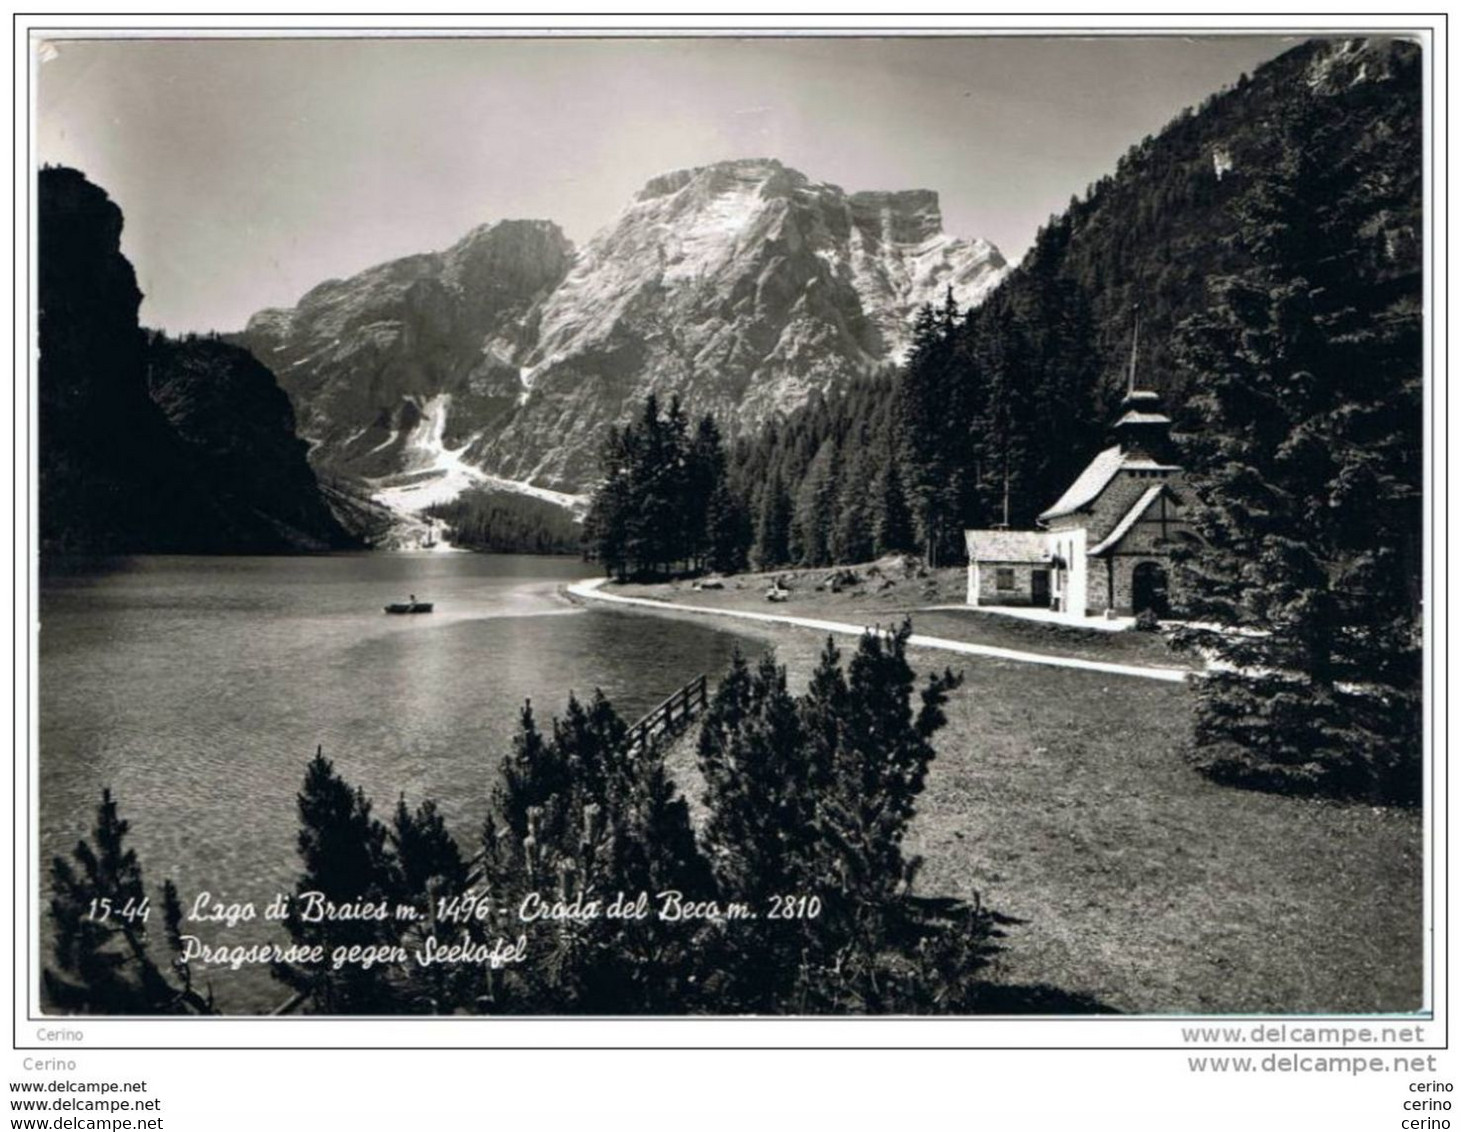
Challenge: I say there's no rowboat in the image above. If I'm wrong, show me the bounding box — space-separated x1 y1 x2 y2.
384 601 434 615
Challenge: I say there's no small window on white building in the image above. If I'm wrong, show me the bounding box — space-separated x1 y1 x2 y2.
996 567 1016 591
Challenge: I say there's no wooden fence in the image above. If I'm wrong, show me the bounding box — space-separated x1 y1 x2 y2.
624 673 708 753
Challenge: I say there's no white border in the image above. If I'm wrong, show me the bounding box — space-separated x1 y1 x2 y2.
10 12 1446 1052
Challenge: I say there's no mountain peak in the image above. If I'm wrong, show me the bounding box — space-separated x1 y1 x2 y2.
442 218 574 281
238 157 1007 494
631 164 961 247
635 157 792 202
449 216 567 247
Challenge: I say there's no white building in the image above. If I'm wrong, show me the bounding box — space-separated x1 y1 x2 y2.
965 382 1189 619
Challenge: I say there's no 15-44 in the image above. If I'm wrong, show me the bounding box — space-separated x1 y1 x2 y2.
86 896 151 924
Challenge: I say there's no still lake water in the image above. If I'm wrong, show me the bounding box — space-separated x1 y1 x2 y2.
38 552 761 1012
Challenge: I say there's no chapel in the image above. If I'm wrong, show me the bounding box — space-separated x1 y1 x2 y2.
964 332 1190 619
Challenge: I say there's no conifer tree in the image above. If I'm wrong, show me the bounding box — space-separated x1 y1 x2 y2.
585 398 739 579
872 460 915 556
479 692 712 1013
45 790 210 1014
584 425 634 580
388 797 476 1013
791 439 839 566
1172 99 1422 804
686 413 728 570
704 479 751 574
976 322 1034 529
752 470 793 569
695 630 992 1012
623 393 679 576
806 625 962 911
271 749 405 1012
697 651 817 906
695 649 823 1009
832 443 876 564
896 304 951 564
897 291 973 564
495 699 568 840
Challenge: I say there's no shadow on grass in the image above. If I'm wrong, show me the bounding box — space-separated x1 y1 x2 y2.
1190 742 1422 809
902 898 1121 1015
968 982 1122 1015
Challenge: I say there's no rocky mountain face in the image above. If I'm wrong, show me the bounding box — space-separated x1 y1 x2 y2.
144 335 357 550
235 158 1006 499
40 166 180 552
240 219 574 482
39 166 355 554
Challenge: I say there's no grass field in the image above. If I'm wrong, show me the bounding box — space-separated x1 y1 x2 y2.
613 561 1198 671
611 569 1423 1015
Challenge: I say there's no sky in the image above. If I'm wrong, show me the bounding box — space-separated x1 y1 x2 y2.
36 34 1303 334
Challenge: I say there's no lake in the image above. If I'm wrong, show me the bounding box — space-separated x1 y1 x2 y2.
37 552 762 1012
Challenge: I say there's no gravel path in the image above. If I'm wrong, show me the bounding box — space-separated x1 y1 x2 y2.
568 577 1192 684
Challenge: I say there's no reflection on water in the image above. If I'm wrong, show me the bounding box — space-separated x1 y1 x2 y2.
38 553 761 1011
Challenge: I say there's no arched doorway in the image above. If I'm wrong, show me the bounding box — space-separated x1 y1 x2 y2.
1131 561 1169 617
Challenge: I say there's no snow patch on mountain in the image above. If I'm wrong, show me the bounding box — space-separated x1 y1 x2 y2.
366 393 585 546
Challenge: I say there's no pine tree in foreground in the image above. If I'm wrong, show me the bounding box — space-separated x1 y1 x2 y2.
45 790 211 1014
1172 98 1422 805
696 627 997 1012
270 748 406 1012
479 691 713 1013
53 638 1004 1016
388 796 478 1013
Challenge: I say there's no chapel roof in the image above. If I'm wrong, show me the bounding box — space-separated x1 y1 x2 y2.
964 529 1049 563
1038 430 1181 523
1087 484 1167 556
1038 445 1124 522
1113 409 1173 428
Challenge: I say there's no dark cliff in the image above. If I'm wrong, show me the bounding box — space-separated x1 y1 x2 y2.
39 166 356 553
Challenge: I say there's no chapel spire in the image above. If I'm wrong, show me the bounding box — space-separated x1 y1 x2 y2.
1112 304 1173 460
1127 305 1141 397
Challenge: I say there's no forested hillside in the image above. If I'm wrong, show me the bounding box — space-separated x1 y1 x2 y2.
722 37 1421 569
425 487 582 555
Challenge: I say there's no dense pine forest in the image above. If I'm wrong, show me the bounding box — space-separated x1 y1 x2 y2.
424 487 583 555
583 396 752 580
1169 82 1423 804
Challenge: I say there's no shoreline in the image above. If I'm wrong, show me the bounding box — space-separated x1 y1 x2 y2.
567 576 1192 684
